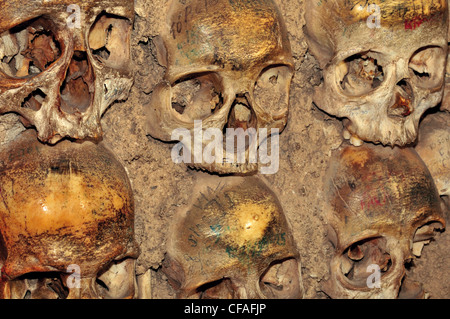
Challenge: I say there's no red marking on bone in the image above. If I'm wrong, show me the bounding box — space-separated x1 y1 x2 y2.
405 14 437 30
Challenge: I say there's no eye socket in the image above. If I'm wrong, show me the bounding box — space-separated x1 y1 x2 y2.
171 72 224 121
0 17 61 78
10 272 69 299
340 237 391 288
259 258 302 299
409 46 445 89
337 51 385 97
88 12 132 69
253 65 293 115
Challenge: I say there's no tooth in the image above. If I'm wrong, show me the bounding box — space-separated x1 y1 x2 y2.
343 128 351 140
350 134 364 147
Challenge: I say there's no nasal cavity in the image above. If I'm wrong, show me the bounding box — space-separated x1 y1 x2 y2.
22 89 46 111
227 94 256 131
388 80 413 118
397 79 413 99
60 51 94 115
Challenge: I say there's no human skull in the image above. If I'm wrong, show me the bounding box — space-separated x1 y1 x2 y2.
322 143 445 298
162 175 303 299
415 111 450 218
146 0 294 174
304 0 448 147
0 130 139 299
0 0 134 144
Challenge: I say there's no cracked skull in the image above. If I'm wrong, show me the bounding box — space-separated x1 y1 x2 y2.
0 130 139 299
0 0 134 144
304 0 448 147
146 0 294 174
323 143 446 298
162 175 303 299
